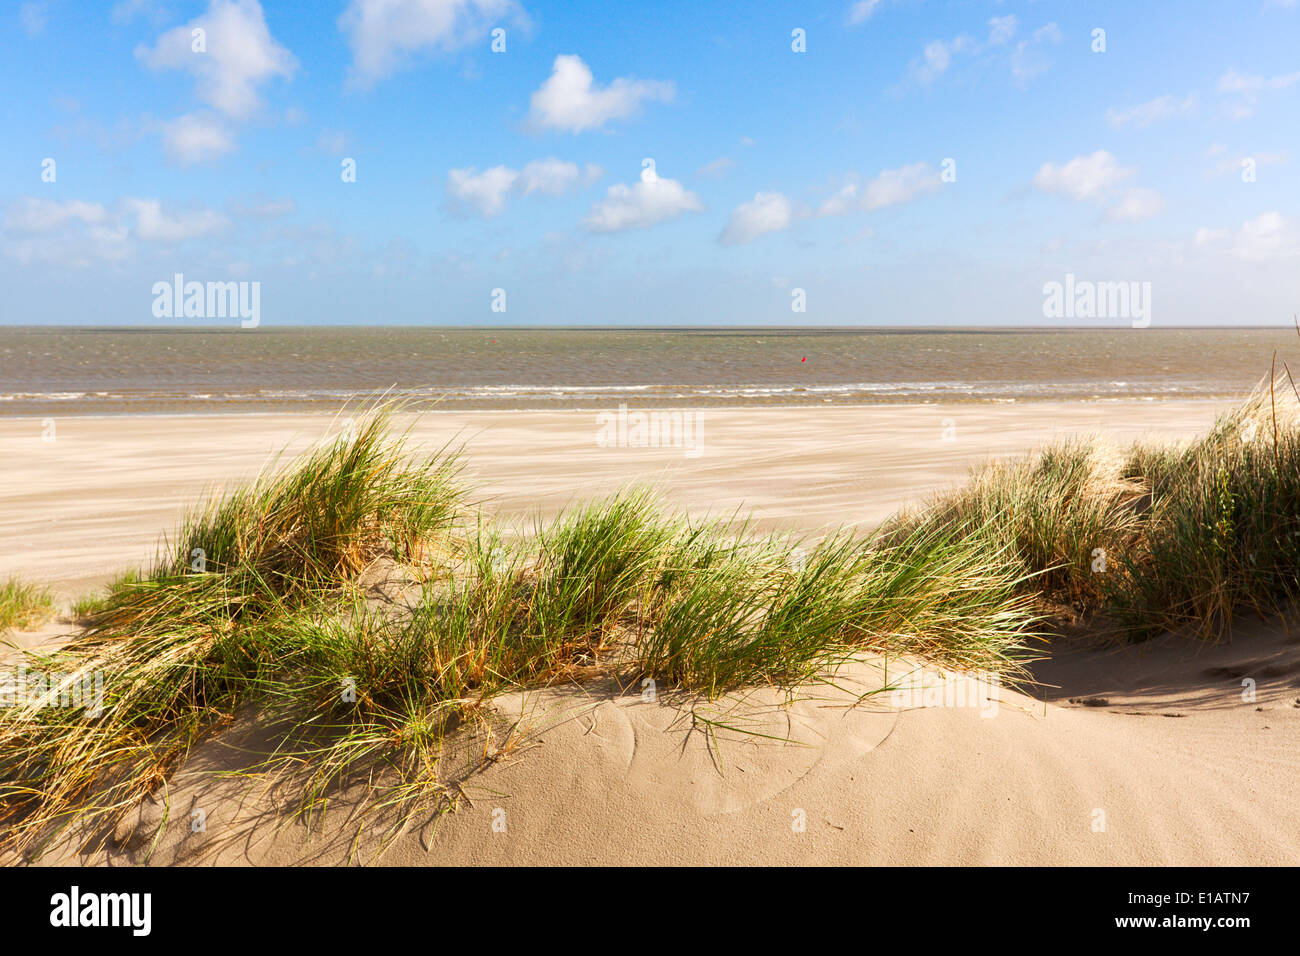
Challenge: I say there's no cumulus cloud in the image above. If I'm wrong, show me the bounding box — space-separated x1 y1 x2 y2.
446 166 519 217
445 158 602 216
339 0 524 87
1033 151 1134 202
1106 94 1197 128
136 0 297 120
818 162 942 216
1034 151 1166 223
160 112 235 165
1233 211 1295 260
1194 212 1297 260
121 198 228 241
1 197 228 266
581 165 702 232
528 55 674 132
518 158 603 195
720 191 793 245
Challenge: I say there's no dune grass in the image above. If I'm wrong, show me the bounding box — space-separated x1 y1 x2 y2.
891 375 1300 641
0 577 56 634
4 380 1299 857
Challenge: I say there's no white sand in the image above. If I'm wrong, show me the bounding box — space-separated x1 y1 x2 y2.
0 401 1233 594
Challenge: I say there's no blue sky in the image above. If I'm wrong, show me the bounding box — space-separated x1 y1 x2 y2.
2 0 1298 326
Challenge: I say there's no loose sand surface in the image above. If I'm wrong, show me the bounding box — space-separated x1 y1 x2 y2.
0 401 1235 595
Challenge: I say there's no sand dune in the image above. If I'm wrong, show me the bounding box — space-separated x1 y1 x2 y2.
22 616 1296 866
6 397 1297 867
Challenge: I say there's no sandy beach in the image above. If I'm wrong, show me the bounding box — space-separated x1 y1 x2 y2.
6 398 1298 867
0 400 1235 595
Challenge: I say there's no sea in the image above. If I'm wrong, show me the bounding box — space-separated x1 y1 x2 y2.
1 326 1296 417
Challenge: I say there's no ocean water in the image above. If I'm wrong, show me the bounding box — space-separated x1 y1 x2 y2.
1 326 1296 416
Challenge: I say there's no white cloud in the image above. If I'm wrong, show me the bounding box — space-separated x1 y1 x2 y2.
3 198 108 234
720 192 793 245
819 162 942 216
910 38 966 84
446 166 519 217
1218 68 1300 117
988 16 1017 46
1106 94 1197 128
581 167 702 232
899 20 1055 89
1234 211 1295 260
121 198 228 241
860 163 942 209
1218 68 1300 94
137 0 297 120
847 0 882 25
902 33 982 85
528 55 674 132
446 158 601 216
1033 151 1134 202
339 0 522 86
160 112 235 165
1035 153 1168 222
1 196 227 265
519 158 602 195
1 208 129 267
1010 22 1060 83
1196 213 1297 260
1105 187 1165 222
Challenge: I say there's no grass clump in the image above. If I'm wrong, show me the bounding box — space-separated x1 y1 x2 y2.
901 375 1300 642
87 412 462 639
1106 388 1300 639
0 406 467 854
890 439 1144 615
0 577 56 633
633 523 1037 696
